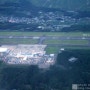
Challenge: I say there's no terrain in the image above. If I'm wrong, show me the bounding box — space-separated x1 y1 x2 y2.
0 0 90 90
0 0 90 11
0 0 90 32
0 32 90 54
0 49 90 90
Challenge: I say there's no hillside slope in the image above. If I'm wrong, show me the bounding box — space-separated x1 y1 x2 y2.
30 0 90 11
0 0 90 11
0 0 90 32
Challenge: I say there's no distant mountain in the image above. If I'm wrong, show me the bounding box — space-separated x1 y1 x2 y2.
0 0 38 12
0 0 90 11
30 0 90 11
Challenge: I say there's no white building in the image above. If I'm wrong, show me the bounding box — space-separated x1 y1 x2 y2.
0 47 8 53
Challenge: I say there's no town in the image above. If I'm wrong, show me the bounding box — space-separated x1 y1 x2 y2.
0 11 90 31
0 44 55 68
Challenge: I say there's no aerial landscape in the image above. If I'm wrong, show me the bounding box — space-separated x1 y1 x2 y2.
0 0 90 90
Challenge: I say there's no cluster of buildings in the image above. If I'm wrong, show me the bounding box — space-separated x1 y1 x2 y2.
0 11 84 31
0 10 90 31
0 44 55 68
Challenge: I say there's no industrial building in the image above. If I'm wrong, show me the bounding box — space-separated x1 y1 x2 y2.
0 44 55 68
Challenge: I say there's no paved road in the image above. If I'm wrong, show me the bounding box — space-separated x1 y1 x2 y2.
0 36 90 40
38 35 46 44
0 36 33 39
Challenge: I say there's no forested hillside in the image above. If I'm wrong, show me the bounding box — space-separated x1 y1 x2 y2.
31 0 90 11
0 49 90 90
0 0 90 11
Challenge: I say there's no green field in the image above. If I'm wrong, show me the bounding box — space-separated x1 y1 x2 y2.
46 46 90 54
0 32 90 37
0 38 38 44
45 46 60 54
44 40 89 45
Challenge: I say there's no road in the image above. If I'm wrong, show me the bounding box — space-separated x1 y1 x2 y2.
0 36 90 40
38 35 46 44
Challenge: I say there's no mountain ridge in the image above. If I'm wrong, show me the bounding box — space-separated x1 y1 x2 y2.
0 0 90 11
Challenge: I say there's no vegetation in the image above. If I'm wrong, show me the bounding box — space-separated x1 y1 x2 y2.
46 46 90 54
0 0 90 11
44 40 88 45
0 49 90 90
62 24 90 32
31 0 90 11
0 32 90 36
45 46 60 54
0 38 38 44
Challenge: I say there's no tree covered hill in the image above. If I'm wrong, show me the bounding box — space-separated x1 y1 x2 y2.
30 0 90 11
0 0 90 11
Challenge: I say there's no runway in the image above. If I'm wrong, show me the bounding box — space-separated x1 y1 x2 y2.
0 35 90 40
0 35 90 46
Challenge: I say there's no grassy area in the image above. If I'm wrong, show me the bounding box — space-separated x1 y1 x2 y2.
0 38 38 44
46 46 90 54
44 40 89 45
0 32 44 36
65 46 90 50
46 46 60 54
0 32 90 37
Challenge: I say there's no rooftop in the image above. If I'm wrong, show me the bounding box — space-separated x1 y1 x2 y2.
0 47 8 52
